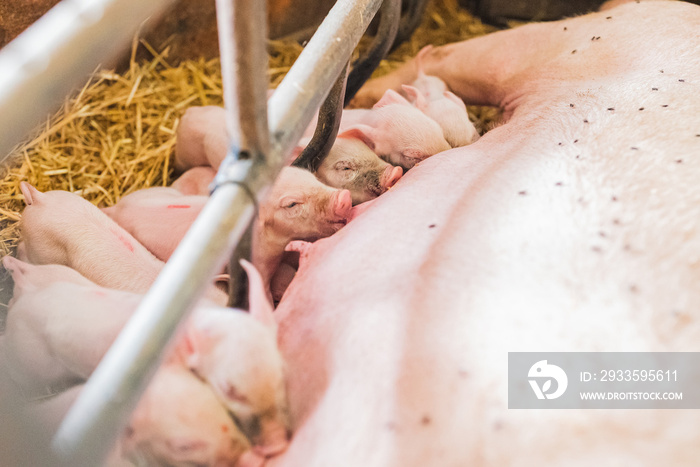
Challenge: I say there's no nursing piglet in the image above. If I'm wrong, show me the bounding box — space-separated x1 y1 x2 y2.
254 166 352 289
121 364 263 467
176 260 289 457
18 182 162 294
401 45 480 147
102 187 207 262
315 135 403 205
2 275 141 394
337 89 451 170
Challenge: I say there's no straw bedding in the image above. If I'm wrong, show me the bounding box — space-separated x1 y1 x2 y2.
0 0 500 313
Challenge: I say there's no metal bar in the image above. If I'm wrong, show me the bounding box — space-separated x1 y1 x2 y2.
344 0 401 106
292 61 349 171
392 0 429 51
0 0 177 161
216 0 270 158
52 0 383 463
263 0 384 171
216 0 269 309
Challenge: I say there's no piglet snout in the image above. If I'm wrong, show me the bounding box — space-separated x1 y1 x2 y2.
332 189 353 220
252 418 289 458
233 450 266 467
381 165 403 190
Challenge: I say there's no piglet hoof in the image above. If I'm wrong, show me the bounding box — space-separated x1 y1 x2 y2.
235 450 266 467
284 240 313 259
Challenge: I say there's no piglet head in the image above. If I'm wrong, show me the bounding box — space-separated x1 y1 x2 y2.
123 365 252 467
260 167 352 243
344 91 452 170
182 307 290 458
316 135 402 205
181 263 289 457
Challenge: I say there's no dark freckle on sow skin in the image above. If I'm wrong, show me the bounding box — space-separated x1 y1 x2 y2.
571 49 577 54
606 16 612 19
428 224 437 228
421 415 432 426
591 246 603 253
662 104 669 107
583 119 589 123
574 139 578 143
558 142 563 146
631 147 639 150
676 159 683 164
564 27 568 31
613 218 621 225
611 196 618 202
679 79 685 82
607 107 615 111
652 87 658 91
639 107 644 111
518 190 527 196
599 231 607 238
555 182 563 186
629 285 639 293
570 103 575 108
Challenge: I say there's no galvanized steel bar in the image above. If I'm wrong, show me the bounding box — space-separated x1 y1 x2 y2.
0 0 177 161
52 0 383 464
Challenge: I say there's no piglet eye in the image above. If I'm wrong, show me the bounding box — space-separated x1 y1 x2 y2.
285 202 298 209
334 161 353 171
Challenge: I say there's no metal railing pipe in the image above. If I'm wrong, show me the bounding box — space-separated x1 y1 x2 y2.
52 0 383 463
0 0 177 161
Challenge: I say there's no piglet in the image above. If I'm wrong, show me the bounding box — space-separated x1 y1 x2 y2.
2 273 141 394
170 166 216 195
18 182 228 303
121 364 263 467
102 187 207 262
402 46 479 147
176 260 289 457
253 166 352 290
175 105 230 172
339 89 451 170
315 134 403 205
2 255 93 304
18 182 162 294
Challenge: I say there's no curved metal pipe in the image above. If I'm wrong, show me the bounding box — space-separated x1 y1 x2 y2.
0 0 177 161
344 0 401 106
392 0 429 51
292 61 349 172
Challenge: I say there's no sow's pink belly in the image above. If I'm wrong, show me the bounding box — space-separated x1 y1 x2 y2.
271 106 700 465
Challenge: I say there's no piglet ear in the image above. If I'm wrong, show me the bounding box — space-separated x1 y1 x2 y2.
340 125 377 151
415 44 434 76
2 256 35 296
373 89 411 109
240 259 276 333
19 182 41 206
443 90 467 112
401 85 428 111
